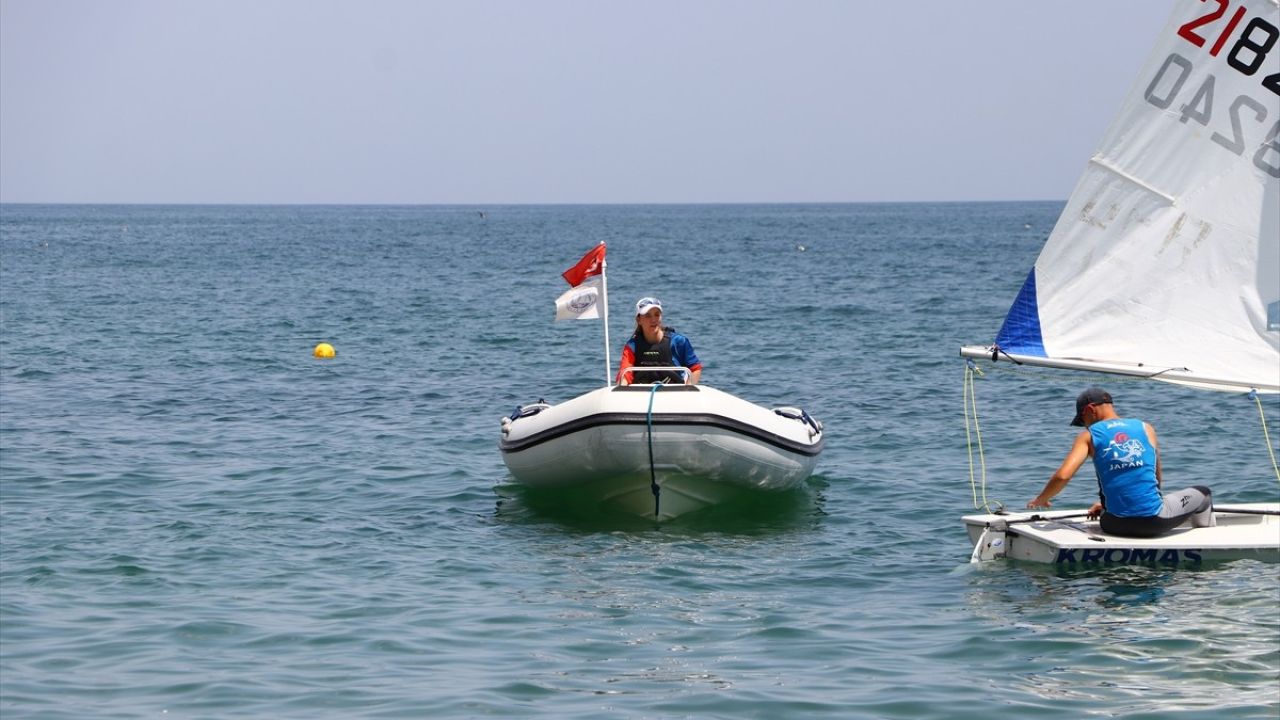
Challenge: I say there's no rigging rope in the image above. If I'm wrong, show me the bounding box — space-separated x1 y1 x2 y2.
964 362 1280 493
1249 389 1280 484
963 361 1000 512
647 383 661 518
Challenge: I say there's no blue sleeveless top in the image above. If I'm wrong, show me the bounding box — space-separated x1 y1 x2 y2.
1089 418 1162 517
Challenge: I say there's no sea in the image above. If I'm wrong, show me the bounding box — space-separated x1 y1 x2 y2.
1 203 1278 719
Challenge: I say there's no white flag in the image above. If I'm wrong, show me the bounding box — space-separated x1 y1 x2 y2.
554 275 602 321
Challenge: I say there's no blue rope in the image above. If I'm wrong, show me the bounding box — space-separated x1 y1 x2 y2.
647 383 661 518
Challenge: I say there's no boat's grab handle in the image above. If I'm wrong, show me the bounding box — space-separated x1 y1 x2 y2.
506 401 550 422
616 363 691 381
774 406 823 437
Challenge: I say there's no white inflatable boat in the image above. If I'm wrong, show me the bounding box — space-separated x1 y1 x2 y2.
499 371 824 520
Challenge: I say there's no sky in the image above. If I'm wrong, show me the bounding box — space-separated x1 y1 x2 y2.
0 0 1177 204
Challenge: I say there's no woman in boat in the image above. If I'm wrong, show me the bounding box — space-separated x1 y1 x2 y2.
1026 386 1215 537
616 296 702 386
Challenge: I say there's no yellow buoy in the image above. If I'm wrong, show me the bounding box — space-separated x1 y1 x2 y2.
313 342 336 359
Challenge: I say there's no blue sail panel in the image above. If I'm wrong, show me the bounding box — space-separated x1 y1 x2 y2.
993 268 1046 356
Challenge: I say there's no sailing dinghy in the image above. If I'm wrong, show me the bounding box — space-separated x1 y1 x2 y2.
961 0 1280 564
499 246 825 521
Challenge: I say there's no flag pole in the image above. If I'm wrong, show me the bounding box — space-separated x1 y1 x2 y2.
600 241 612 386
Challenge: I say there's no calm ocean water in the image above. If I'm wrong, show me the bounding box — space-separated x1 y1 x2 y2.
1 203 1277 719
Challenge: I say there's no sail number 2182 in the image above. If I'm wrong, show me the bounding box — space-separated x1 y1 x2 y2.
1144 1 1280 177
1177 0 1279 92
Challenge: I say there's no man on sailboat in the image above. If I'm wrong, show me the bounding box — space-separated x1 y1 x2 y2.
1026 387 1215 537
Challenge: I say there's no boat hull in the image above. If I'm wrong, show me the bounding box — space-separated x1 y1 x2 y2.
499 384 823 520
963 504 1280 565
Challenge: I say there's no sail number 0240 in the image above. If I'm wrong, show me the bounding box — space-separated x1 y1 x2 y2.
1143 2 1280 178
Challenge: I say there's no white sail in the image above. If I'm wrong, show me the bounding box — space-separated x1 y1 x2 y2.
963 0 1280 394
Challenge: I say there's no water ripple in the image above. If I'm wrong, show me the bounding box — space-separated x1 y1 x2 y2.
2 203 1276 719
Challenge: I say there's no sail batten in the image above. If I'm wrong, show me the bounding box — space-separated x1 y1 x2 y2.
967 0 1280 395
1087 155 1177 203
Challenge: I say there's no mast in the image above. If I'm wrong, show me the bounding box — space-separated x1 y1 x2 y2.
601 243 612 386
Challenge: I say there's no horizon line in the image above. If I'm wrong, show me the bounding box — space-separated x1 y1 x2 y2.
0 198 1067 208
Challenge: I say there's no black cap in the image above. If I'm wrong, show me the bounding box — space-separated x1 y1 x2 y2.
1071 387 1113 426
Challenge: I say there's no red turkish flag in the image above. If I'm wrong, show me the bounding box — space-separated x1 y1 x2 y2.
561 244 606 286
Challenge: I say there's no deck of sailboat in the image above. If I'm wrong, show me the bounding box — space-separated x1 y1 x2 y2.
963 504 1280 564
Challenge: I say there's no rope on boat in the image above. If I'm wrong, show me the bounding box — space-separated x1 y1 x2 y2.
647 383 661 518
963 361 1001 512
963 365 1280 503
1249 389 1280 484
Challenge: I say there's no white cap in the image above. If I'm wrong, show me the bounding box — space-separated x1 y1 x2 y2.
635 296 662 315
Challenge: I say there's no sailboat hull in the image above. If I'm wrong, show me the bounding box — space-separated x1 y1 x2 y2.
963 504 1280 565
